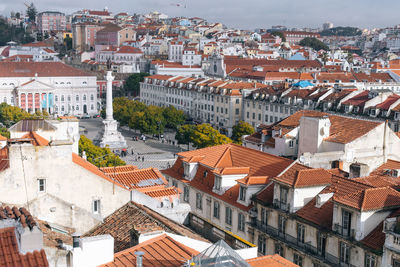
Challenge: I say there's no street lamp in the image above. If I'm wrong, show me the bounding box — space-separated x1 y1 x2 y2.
157 120 162 141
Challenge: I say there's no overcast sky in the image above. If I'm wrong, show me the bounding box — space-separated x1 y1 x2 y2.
0 0 398 30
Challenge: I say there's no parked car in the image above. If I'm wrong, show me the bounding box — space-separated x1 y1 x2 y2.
81 114 90 119
93 114 101 118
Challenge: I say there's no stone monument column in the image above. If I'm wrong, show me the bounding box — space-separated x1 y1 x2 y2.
106 71 114 121
94 70 127 149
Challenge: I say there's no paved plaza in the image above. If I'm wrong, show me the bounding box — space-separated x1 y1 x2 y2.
79 118 187 170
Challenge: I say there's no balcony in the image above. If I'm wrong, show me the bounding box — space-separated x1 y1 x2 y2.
273 199 290 212
334 224 355 240
250 220 355 267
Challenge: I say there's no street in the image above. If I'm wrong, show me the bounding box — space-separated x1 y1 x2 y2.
79 118 186 170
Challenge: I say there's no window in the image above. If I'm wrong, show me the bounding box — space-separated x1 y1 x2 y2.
342 210 352 237
38 179 46 192
280 186 288 205
289 140 294 148
76 105 79 111
258 235 266 255
340 242 350 264
213 201 220 219
214 176 222 191
90 94 94 101
365 254 376 267
317 232 326 256
261 208 267 225
274 243 284 257
83 95 87 101
239 186 246 201
393 259 400 267
183 186 189 202
294 254 303 267
236 99 239 104
225 206 232 225
238 213 245 232
297 224 305 243
278 215 286 234
247 112 249 118
196 193 202 210
61 95 64 102
394 236 400 245
235 108 239 115
76 95 79 101
93 199 100 214
203 170 208 178
55 95 58 101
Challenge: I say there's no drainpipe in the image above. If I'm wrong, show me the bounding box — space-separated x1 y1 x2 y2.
383 120 388 163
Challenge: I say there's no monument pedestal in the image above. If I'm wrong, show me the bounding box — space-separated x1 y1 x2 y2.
94 70 127 149
97 119 127 149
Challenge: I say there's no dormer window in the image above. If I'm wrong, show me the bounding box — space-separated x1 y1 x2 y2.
203 170 208 178
239 186 246 201
214 176 222 191
370 109 376 116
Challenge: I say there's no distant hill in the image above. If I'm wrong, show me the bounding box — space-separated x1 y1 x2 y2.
320 27 362 37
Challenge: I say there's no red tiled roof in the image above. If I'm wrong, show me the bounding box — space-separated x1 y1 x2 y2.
333 186 400 211
101 234 199 267
0 227 48 267
274 163 333 188
254 183 274 205
236 176 269 185
116 46 143 54
22 41 52 48
246 254 299 267
140 186 182 198
101 166 167 189
376 95 400 110
341 90 370 106
162 144 293 211
20 131 49 146
0 62 94 77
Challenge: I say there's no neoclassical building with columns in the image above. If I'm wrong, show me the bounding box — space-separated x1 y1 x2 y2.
0 62 98 116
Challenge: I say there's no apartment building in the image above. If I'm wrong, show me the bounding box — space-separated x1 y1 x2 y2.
36 11 66 34
162 143 294 249
250 160 400 267
244 110 400 174
140 75 265 135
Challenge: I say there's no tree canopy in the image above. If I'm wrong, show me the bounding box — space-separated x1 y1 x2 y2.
320 27 362 37
231 121 254 144
78 135 125 167
26 3 37 22
0 103 49 127
175 124 232 149
113 97 186 134
271 31 286 42
0 17 34 46
299 37 329 51
124 73 149 96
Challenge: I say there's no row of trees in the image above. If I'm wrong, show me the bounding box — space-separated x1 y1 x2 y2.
112 97 186 134
175 121 254 149
299 37 329 51
78 135 125 167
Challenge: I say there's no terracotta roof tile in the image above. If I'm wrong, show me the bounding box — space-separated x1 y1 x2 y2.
376 95 400 110
246 254 299 267
84 202 207 252
254 183 274 205
101 234 199 267
162 144 293 211
0 227 48 267
0 62 94 77
274 164 332 188
100 166 167 189
341 90 371 106
236 176 269 185
20 131 49 146
333 186 400 211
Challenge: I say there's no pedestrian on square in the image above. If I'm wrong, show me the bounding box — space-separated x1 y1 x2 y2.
138 156 141 161
142 156 144 162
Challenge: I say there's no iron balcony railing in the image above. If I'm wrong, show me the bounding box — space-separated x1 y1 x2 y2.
273 199 290 212
251 220 355 267
334 224 355 240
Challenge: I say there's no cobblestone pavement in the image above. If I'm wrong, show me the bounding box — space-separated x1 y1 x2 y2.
79 118 186 170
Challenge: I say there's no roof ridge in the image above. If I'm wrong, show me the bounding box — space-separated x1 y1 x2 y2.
214 145 232 168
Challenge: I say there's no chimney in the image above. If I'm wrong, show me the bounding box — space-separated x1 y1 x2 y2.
135 251 145 267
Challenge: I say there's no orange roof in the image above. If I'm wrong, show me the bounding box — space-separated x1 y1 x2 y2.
333 186 400 211
0 135 7 141
101 234 199 267
162 144 293 211
0 227 49 267
213 167 250 175
101 166 167 189
0 62 94 77
274 164 333 188
141 186 182 198
246 254 298 267
72 153 126 189
236 176 269 185
20 131 49 146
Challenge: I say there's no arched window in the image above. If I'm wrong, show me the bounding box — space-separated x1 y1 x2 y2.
76 95 79 101
90 94 94 101
76 105 79 111
61 105 64 111
83 95 87 101
91 104 94 110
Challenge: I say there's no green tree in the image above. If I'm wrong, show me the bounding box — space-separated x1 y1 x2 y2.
299 37 329 51
231 121 254 144
175 124 195 149
124 73 149 96
162 105 186 129
320 27 362 37
271 31 286 42
64 36 73 51
0 103 31 126
0 128 10 138
78 135 125 167
190 124 232 149
320 51 329 65
138 105 165 134
26 3 37 22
